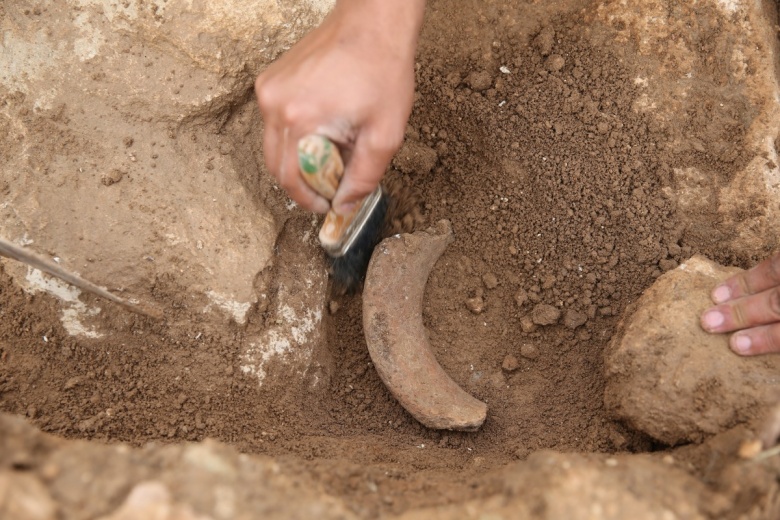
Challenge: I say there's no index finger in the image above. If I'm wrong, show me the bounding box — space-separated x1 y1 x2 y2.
331 129 399 214
712 251 780 304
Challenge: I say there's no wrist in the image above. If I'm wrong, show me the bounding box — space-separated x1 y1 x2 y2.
331 0 425 60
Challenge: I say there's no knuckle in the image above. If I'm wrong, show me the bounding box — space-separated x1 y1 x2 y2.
281 103 310 126
769 287 780 319
368 129 404 155
731 303 748 329
768 325 780 353
255 82 275 111
281 105 297 125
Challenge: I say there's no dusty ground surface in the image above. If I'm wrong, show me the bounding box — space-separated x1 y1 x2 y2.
2 0 780 518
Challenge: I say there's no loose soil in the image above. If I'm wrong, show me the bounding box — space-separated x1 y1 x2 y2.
0 0 778 518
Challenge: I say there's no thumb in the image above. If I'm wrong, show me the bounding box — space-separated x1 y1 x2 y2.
332 131 398 214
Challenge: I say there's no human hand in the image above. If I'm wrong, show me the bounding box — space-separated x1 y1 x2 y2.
701 252 780 355
255 0 425 214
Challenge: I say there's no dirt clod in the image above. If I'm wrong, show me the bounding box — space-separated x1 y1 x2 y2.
544 54 565 72
62 377 82 390
520 344 540 360
392 140 438 176
482 273 498 289
533 26 556 56
519 315 537 333
531 304 561 326
466 70 493 91
502 354 520 372
563 309 587 329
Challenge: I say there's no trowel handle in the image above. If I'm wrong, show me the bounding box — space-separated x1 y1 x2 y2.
297 135 344 201
297 135 361 251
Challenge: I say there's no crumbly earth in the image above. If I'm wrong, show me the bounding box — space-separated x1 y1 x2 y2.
1 0 780 518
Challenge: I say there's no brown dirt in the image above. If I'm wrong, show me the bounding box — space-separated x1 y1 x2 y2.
1 0 779 518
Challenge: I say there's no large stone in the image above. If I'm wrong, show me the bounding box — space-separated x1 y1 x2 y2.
95 481 210 520
0 471 57 520
1 412 737 520
0 413 357 520
398 451 722 520
0 0 333 335
605 256 780 445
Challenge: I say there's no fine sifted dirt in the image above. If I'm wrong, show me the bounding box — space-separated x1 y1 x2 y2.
0 0 772 517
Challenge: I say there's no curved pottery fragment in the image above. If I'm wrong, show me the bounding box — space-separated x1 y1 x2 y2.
363 220 487 431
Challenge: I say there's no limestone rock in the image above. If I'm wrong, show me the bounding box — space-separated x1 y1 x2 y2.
0 471 57 520
465 296 485 314
0 0 334 335
96 481 211 520
398 451 720 520
604 255 780 445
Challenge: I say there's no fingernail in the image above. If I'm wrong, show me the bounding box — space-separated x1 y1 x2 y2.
712 285 731 304
702 310 725 331
732 334 752 354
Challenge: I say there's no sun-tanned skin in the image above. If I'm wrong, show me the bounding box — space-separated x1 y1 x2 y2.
254 0 425 216
701 252 780 356
255 1 779 357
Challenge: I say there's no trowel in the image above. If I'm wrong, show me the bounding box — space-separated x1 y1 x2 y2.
0 237 162 319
